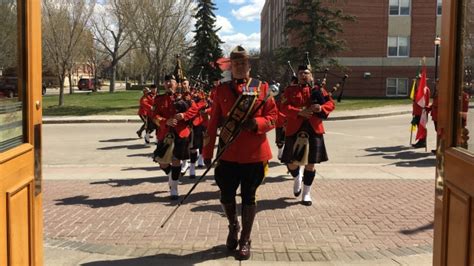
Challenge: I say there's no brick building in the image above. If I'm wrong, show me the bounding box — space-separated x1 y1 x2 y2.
261 0 442 97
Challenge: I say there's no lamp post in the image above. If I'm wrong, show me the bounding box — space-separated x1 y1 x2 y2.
433 36 441 96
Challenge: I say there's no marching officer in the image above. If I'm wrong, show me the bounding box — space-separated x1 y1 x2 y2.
202 46 278 260
152 74 199 200
280 64 335 206
137 87 154 143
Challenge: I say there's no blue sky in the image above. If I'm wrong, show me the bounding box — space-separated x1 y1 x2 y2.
212 0 265 54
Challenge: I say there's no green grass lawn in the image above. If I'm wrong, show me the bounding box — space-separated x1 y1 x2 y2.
334 98 412 111
42 91 142 116
42 91 412 116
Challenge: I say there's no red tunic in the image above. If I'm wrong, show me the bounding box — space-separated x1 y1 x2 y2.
138 94 153 116
275 98 287 128
191 99 208 126
152 93 199 140
280 84 335 136
202 79 278 163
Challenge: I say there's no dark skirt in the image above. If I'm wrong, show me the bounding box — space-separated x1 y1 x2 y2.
155 132 190 161
280 122 328 164
190 125 205 150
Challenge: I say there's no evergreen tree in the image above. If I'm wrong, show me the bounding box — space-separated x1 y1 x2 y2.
191 0 223 84
277 0 355 70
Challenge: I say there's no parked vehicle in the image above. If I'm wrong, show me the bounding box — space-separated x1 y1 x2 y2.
78 78 102 91
0 77 46 98
0 77 18 98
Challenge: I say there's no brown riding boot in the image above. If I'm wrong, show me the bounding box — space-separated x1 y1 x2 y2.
238 205 257 260
221 203 240 250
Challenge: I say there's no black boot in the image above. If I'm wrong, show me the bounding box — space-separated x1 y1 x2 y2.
221 203 240 250
238 205 256 260
412 139 426 148
137 124 145 138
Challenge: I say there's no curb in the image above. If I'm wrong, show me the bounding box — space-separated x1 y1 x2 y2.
42 111 413 124
43 118 142 124
44 238 433 263
327 110 411 121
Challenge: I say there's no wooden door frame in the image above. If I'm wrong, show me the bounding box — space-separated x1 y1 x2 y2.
26 0 43 265
0 0 43 265
434 0 474 264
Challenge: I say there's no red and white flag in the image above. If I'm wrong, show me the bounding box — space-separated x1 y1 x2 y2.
415 66 430 141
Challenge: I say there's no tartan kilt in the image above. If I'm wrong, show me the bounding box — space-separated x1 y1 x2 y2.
162 132 190 160
190 125 205 150
280 122 328 164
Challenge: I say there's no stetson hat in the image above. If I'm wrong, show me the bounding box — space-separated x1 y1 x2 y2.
230 45 249 60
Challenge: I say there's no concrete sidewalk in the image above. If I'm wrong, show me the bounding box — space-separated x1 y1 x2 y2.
42 104 413 124
45 246 432 265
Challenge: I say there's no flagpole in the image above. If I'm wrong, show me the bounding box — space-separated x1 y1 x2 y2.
410 125 414 145
424 112 428 152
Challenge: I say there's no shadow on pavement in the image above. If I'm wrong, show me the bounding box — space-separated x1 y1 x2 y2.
389 158 436 167
97 144 151 151
364 145 435 168
190 197 298 214
268 161 284 168
126 153 153 158
382 151 433 160
99 138 138 143
54 189 220 208
121 166 161 172
80 245 236 266
400 222 434 235
365 145 411 153
54 192 167 208
262 174 290 184
90 176 167 187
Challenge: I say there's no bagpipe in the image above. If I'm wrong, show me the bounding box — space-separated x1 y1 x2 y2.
287 52 349 103
190 66 206 88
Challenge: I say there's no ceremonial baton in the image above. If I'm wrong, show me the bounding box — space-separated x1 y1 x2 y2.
160 88 277 228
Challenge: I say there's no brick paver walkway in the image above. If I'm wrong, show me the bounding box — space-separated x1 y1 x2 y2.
43 175 434 262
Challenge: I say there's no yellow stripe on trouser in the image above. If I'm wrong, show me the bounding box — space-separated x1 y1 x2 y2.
254 161 269 203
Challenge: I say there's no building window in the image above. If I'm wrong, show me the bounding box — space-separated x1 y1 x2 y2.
389 0 410 15
387 78 409 96
388 36 410 57
437 0 442 15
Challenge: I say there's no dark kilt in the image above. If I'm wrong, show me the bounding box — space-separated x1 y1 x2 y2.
154 131 190 161
280 121 328 164
190 125 205 150
146 116 157 132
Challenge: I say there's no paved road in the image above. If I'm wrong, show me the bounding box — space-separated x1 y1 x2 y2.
43 114 437 180
43 114 436 265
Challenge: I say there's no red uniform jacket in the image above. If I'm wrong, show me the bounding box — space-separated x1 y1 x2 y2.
152 93 199 140
191 99 208 126
275 98 287 128
138 93 154 116
202 79 278 163
281 84 335 136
